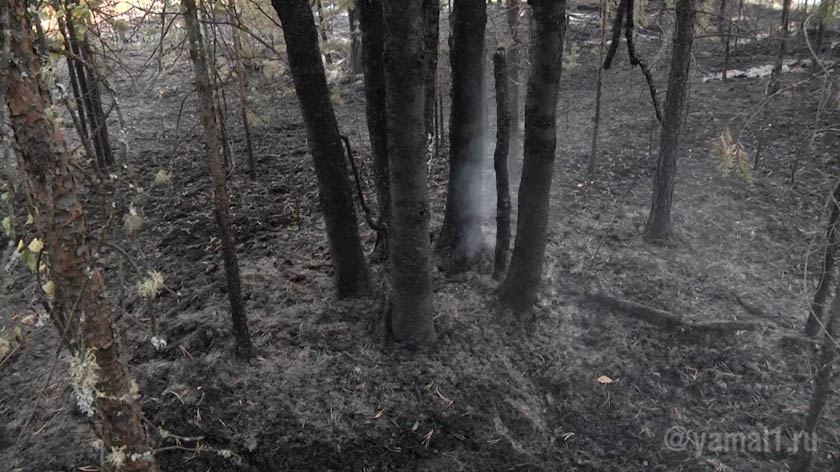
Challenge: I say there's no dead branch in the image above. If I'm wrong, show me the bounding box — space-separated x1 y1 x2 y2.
589 292 759 333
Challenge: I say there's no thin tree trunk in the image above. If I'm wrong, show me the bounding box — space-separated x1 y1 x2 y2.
815 0 834 68
806 179 840 337
723 11 732 82
643 0 695 242
792 285 840 471
588 0 608 177
499 0 566 313
182 0 254 357
228 0 257 179
56 11 92 156
358 0 390 255
272 0 372 297
437 0 487 268
5 0 159 468
315 0 332 64
424 0 440 142
506 0 523 178
492 48 511 281
200 1 232 168
348 7 363 75
769 0 792 95
381 0 436 345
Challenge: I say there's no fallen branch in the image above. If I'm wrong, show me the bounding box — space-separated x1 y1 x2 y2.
589 292 759 333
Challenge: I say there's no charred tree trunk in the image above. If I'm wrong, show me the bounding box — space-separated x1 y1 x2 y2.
4 0 158 469
588 0 608 177
436 0 487 268
348 6 363 75
229 0 257 179
506 0 523 175
499 0 566 312
643 0 695 242
806 180 840 337
382 0 436 345
183 0 254 357
492 48 511 281
358 0 390 249
769 0 792 94
792 285 840 471
424 0 440 141
272 0 372 297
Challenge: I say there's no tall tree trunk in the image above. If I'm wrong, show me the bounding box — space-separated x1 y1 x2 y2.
806 179 840 337
643 0 695 242
314 0 332 64
436 0 487 268
492 47 511 281
348 6 363 75
382 0 436 345
229 0 257 179
769 0 792 95
358 0 390 253
424 0 440 141
182 0 254 357
792 284 840 472
499 0 566 312
63 0 113 168
589 0 608 177
4 0 158 469
272 0 372 297
506 0 523 178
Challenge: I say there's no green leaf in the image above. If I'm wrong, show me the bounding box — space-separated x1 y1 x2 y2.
21 249 38 272
42 280 55 297
25 213 33 225
1 216 10 236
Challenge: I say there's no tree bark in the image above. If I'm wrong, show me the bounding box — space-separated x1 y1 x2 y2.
589 0 608 177
4 0 158 469
229 0 257 179
424 0 440 141
792 281 840 471
769 0 792 95
183 0 254 357
506 0 523 177
492 48 511 281
499 0 566 312
437 0 487 268
63 0 113 168
806 179 840 337
314 0 332 64
348 7 363 75
643 0 695 242
357 0 390 250
272 0 371 297
382 0 436 345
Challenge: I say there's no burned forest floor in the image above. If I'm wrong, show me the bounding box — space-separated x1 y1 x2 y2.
3 1 840 471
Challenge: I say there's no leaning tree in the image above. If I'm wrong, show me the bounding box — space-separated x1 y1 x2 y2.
182 0 254 357
4 0 158 469
272 0 371 297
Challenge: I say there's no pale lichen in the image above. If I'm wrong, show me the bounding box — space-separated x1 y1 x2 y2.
69 348 99 417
